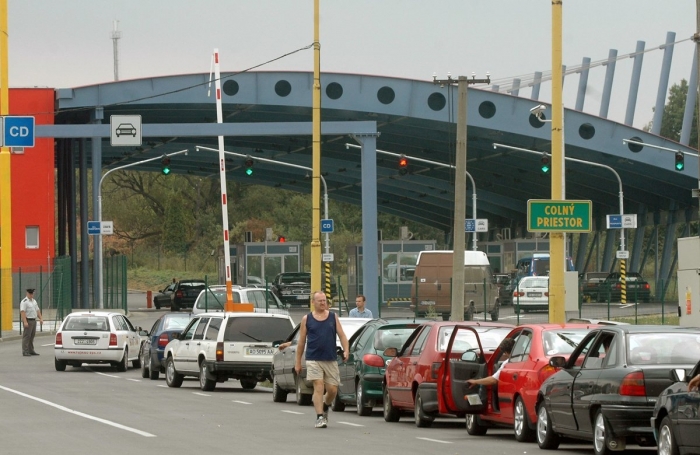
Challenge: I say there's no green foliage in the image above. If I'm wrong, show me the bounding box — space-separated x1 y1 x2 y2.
650 78 698 146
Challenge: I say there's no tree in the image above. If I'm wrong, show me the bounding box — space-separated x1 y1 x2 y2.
650 78 698 147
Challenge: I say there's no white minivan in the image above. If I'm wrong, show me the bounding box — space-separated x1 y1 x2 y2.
192 285 289 316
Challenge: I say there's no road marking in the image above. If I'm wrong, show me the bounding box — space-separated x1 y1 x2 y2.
126 378 141 382
41 343 54 347
281 410 304 415
232 400 251 405
157 385 168 388
193 392 211 397
94 371 120 379
416 437 452 444
0 385 156 437
337 421 363 427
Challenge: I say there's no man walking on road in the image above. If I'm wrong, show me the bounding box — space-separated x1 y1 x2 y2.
295 290 349 428
20 288 43 356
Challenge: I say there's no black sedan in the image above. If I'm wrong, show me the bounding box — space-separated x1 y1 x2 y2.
139 312 195 380
651 358 700 455
597 272 651 303
536 325 700 455
153 283 175 309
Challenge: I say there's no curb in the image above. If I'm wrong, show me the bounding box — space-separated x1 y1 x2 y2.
0 330 56 343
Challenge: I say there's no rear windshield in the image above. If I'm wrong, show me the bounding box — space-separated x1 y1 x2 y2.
223 317 292 342
374 327 416 351
196 290 227 309
542 329 591 356
628 332 700 365
437 326 512 352
64 316 110 331
180 282 205 289
163 315 193 331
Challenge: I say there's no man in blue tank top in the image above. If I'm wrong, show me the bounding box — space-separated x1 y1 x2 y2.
296 290 350 428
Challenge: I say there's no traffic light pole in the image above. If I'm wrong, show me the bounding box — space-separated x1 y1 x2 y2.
95 149 188 308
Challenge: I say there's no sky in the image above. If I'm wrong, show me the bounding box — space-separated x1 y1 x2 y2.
7 1 698 129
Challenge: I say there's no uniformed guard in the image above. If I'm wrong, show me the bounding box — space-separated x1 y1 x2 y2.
20 288 43 356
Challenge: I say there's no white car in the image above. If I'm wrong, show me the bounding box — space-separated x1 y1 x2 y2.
512 276 549 314
192 285 289 316
164 312 295 391
54 311 146 372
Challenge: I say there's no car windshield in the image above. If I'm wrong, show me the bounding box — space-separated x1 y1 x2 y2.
162 315 193 331
196 290 227 309
64 316 110 331
374 327 416 350
438 326 512 352
628 332 700 365
223 317 292 342
520 278 548 288
281 275 310 285
542 329 591 355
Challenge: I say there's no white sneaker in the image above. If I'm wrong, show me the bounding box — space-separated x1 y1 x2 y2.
315 416 327 428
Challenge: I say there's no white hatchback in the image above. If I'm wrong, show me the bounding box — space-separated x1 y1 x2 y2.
192 285 289 316
512 276 550 314
54 311 145 372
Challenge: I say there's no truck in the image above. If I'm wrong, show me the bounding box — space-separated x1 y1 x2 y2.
410 250 500 321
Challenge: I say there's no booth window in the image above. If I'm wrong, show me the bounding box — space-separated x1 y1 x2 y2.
25 226 39 249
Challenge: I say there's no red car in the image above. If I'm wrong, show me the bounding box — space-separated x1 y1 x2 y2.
437 323 598 441
382 320 513 427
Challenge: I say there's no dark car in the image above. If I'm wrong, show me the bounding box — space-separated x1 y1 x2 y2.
597 272 651 303
139 312 195 380
536 326 700 455
153 283 176 309
170 279 206 311
333 319 422 416
496 274 515 306
271 272 311 306
580 271 609 303
651 358 700 455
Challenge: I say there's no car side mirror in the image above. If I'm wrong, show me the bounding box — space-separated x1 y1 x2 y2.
549 356 566 368
670 368 687 382
383 347 398 357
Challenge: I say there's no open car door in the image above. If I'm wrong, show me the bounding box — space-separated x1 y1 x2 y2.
437 324 488 415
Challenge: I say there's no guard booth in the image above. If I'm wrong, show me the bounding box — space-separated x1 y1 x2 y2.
218 241 303 287
347 240 436 306
480 237 552 274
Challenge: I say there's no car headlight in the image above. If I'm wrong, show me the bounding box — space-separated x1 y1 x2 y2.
281 290 291 295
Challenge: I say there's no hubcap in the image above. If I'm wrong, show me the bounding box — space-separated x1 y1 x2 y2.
659 424 672 455
594 414 606 453
515 400 524 435
467 414 474 429
167 361 173 381
537 406 548 443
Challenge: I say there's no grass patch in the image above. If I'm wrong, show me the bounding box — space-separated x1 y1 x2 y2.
127 267 217 291
612 314 679 325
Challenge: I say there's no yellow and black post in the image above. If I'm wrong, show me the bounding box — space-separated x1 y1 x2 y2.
324 261 332 305
620 259 627 304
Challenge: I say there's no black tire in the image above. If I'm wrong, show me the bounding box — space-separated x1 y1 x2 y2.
536 402 560 449
154 302 160 310
383 386 400 422
513 397 535 442
165 356 183 388
466 414 488 436
115 348 128 372
490 304 500 322
240 378 257 390
199 361 216 391
140 347 149 379
272 376 288 403
658 416 680 455
132 350 141 369
414 389 434 428
295 376 312 406
356 381 372 416
149 355 160 380
54 357 66 372
593 410 613 455
331 392 345 412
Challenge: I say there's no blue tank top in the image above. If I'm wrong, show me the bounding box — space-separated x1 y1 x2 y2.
305 312 337 361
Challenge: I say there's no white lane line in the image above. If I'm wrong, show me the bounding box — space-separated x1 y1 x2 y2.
416 437 452 444
232 400 251 405
41 343 55 347
337 421 364 427
0 385 156 438
281 410 304 415
94 372 120 379
157 385 168 388
193 392 211 397
126 379 141 382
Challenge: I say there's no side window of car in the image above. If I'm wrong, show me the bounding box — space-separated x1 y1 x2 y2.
123 317 136 332
205 318 222 340
509 330 532 363
182 319 200 341
354 326 374 352
570 333 598 367
410 327 431 356
113 316 128 331
150 320 160 334
250 290 266 308
193 318 209 340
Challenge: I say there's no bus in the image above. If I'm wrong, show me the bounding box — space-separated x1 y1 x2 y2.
515 253 574 281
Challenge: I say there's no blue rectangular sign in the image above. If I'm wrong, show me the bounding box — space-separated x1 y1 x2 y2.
608 215 622 229
87 221 101 235
321 219 334 233
465 219 475 232
4 116 35 147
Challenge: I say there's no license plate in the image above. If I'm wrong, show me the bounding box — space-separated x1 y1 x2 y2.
527 292 542 297
246 348 275 356
74 338 97 345
296 295 309 300
420 300 436 306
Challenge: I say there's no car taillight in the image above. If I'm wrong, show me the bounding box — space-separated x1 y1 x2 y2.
431 362 441 379
620 371 646 396
158 333 170 348
615 283 622 290
643 283 650 290
109 333 117 347
176 290 183 298
537 364 557 383
363 354 385 368
216 342 224 362
55 333 62 346
513 291 524 297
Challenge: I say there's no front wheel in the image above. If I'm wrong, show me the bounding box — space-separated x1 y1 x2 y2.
513 397 535 442
383 386 400 422
165 356 183 388
536 402 560 449
295 376 312 406
272 376 288 403
658 416 680 455
331 392 345 412
466 414 488 436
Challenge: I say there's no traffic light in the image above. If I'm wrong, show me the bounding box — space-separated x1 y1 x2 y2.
540 153 551 174
244 156 254 176
398 155 409 175
675 152 685 171
277 235 286 243
161 157 171 175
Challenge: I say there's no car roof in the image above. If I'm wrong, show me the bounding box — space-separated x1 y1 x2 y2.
198 311 292 319
592 325 700 334
67 311 120 317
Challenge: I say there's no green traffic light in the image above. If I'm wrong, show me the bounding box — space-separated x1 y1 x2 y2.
541 164 550 174
675 152 685 171
245 168 253 176
162 167 171 175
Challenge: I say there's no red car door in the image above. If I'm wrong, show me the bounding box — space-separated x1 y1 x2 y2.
396 326 431 407
494 329 533 423
438 325 488 414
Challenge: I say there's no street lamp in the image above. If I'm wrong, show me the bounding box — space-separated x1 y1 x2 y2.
96 149 189 307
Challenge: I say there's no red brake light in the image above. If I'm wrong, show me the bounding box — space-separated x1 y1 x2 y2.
620 371 646 396
158 333 170 348
109 333 117 346
216 342 224 362
55 333 62 346
363 354 385 368
643 284 650 290
431 362 441 379
513 291 524 297
176 290 183 298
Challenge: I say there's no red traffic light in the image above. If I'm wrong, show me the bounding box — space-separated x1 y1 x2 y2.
277 235 286 243
398 155 409 175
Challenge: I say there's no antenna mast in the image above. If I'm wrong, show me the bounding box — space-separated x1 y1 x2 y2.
111 20 121 81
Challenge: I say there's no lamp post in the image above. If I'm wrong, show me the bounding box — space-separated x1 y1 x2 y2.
95 149 189 307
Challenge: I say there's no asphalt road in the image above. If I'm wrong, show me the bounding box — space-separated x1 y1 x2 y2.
0 301 660 455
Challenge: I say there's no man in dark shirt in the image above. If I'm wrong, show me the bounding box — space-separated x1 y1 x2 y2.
295 291 349 428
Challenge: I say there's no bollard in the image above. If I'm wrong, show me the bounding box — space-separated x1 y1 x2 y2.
147 290 152 309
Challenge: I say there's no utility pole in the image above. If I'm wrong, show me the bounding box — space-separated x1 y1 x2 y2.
310 0 322 303
432 73 490 321
111 20 121 82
